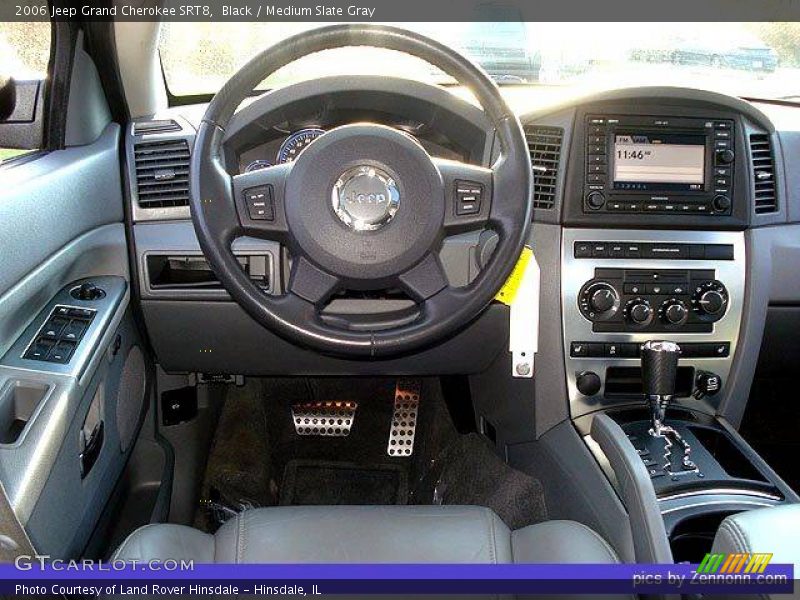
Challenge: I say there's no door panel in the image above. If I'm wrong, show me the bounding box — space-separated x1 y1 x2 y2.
0 37 151 557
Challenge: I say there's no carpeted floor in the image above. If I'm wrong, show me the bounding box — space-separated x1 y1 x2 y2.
194 377 547 532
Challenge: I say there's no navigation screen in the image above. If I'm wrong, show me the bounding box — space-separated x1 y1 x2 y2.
613 133 706 191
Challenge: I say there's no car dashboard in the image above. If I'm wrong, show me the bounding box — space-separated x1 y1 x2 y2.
125 77 800 430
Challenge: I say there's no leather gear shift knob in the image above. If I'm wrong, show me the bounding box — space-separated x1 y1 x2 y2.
641 340 680 398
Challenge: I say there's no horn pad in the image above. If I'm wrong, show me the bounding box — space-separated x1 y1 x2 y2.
284 124 444 287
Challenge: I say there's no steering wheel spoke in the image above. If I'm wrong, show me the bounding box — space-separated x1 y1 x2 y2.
397 253 449 302
434 157 493 234
288 256 342 306
231 162 291 242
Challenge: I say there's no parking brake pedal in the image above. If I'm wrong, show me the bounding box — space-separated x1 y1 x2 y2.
291 401 357 437
387 379 421 457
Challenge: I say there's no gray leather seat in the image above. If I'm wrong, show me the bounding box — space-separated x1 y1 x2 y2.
113 505 620 564
710 504 800 600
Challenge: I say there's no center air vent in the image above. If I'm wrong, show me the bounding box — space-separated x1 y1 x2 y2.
749 133 777 214
524 125 563 210
133 139 190 209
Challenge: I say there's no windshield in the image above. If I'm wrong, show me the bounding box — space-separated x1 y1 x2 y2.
160 22 800 101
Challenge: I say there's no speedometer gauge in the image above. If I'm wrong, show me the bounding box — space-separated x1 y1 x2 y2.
244 159 272 173
276 128 325 164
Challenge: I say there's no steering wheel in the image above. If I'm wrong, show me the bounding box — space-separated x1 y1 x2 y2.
190 24 532 358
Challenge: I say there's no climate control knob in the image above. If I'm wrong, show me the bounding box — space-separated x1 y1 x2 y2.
579 281 620 321
660 299 689 326
692 280 729 321
624 298 653 327
590 287 616 313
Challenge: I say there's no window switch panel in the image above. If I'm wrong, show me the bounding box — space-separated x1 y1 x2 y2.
22 305 96 364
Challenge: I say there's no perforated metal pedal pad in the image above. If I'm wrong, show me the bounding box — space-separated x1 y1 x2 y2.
291 401 357 437
387 379 421 457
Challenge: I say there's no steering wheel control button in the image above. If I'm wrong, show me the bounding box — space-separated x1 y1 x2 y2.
454 181 483 216
332 165 400 231
244 185 274 221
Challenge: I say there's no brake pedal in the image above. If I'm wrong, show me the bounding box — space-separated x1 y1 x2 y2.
291 401 357 437
387 379 421 457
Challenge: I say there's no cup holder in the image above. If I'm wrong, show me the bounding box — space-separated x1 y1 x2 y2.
669 510 741 563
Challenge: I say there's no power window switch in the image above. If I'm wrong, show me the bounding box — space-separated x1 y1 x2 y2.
24 338 55 361
42 316 69 339
61 319 88 342
47 340 76 363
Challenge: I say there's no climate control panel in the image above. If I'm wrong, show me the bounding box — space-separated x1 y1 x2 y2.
578 268 729 333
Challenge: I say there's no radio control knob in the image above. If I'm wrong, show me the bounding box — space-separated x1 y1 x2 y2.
692 281 729 321
661 299 689 326
625 298 653 327
716 149 735 164
713 195 731 212
586 191 605 210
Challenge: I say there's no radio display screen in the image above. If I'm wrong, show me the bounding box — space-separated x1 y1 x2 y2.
613 133 706 191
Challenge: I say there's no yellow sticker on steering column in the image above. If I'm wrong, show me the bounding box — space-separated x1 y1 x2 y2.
495 247 533 306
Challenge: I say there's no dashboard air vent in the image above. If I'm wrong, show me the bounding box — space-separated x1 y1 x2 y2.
133 119 181 135
133 140 191 209
525 125 563 210
749 133 777 214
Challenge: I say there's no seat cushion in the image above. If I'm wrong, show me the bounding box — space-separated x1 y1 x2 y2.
113 505 619 565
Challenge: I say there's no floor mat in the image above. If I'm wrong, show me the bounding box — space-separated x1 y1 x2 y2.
193 383 275 532
192 378 549 532
281 460 408 505
414 432 548 530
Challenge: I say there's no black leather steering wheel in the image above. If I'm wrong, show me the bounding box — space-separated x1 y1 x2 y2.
190 24 532 358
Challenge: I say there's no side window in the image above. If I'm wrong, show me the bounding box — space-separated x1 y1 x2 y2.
0 22 51 164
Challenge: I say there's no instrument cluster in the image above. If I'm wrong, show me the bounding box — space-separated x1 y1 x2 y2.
237 124 466 175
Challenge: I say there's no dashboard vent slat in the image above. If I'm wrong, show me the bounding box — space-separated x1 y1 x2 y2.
749 133 777 214
133 139 191 209
524 125 563 210
133 119 181 135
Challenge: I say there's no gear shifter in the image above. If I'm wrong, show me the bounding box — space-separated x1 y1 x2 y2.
641 340 680 435
640 340 697 474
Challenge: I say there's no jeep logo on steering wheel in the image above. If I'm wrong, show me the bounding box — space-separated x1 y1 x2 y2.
332 165 400 231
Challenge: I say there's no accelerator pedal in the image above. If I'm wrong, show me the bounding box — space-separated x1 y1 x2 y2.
387 379 421 457
291 400 357 437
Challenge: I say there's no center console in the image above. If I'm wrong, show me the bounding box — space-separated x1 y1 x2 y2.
562 228 744 418
560 101 798 565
